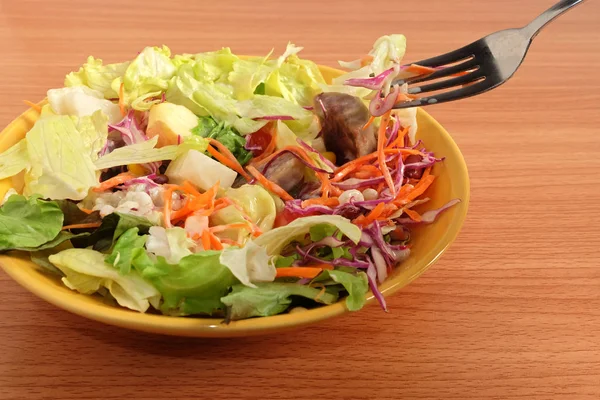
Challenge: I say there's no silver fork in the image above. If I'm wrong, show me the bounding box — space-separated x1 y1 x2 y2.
392 0 586 109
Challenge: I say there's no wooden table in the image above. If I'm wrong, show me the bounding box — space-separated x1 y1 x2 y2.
1 0 599 399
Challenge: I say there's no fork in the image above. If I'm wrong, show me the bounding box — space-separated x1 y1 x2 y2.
392 0 586 109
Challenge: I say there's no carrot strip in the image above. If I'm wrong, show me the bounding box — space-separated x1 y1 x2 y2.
163 186 175 227
362 115 376 130
403 208 422 222
404 175 435 202
377 111 395 196
356 202 386 226
209 223 252 233
275 267 324 279
301 197 340 208
78 208 94 214
61 222 102 230
332 148 422 182
387 127 409 149
93 172 136 192
118 83 126 116
208 231 223 250
201 230 211 250
219 238 240 246
246 165 294 201
23 100 42 113
360 55 374 67
405 64 438 75
206 144 252 181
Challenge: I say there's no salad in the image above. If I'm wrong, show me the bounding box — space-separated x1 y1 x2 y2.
0 35 459 321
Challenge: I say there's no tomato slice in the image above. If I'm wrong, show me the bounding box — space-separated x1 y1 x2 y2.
246 125 273 157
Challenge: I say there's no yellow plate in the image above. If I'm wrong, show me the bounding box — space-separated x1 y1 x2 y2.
0 64 469 337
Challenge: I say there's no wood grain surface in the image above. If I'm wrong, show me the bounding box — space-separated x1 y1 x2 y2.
1 0 599 399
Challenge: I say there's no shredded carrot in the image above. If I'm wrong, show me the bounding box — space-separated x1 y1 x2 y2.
387 127 409 149
61 222 102 231
209 223 252 233
360 55 374 67
93 172 136 192
403 208 422 222
201 230 211 250
356 202 386 226
379 203 399 218
275 267 324 279
219 238 240 246
362 115 376 130
206 144 252 181
78 208 94 214
405 175 435 202
118 83 126 116
251 126 278 164
377 111 395 196
332 148 422 182
376 182 385 193
23 100 42 113
421 166 432 180
301 197 340 208
163 186 175 227
246 165 294 201
405 64 438 75
208 231 223 250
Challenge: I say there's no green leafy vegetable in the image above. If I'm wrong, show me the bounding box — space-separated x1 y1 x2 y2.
0 195 63 251
191 116 252 165
49 248 160 312
0 140 29 181
71 212 153 252
254 215 361 256
105 227 147 274
132 251 236 316
93 135 208 170
313 270 368 311
219 241 274 288
111 46 177 111
221 282 338 320
145 226 194 264
64 56 130 99
47 86 121 124
23 115 99 200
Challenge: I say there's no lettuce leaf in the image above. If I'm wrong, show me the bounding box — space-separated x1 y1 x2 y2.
111 46 177 111
0 194 63 251
211 184 277 234
145 226 194 264
228 53 273 100
219 241 275 288
221 282 338 320
47 86 122 124
105 227 147 274
0 140 29 180
71 212 153 252
314 269 368 311
191 116 251 165
254 215 361 256
132 251 236 316
65 56 130 99
49 248 160 312
23 115 99 200
93 135 208 170
236 95 313 120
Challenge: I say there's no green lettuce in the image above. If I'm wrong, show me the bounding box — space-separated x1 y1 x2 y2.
65 56 130 99
111 46 177 111
93 135 208 170
228 52 274 100
254 215 361 256
191 116 252 165
71 212 153 252
49 248 161 312
132 251 236 316
105 227 147 274
0 140 29 180
219 241 274 288
211 184 277 235
145 226 194 264
47 86 122 124
313 269 369 311
0 195 63 251
236 95 313 120
221 282 338 320
23 115 100 200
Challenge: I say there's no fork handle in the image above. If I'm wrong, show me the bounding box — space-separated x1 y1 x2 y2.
524 0 586 38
